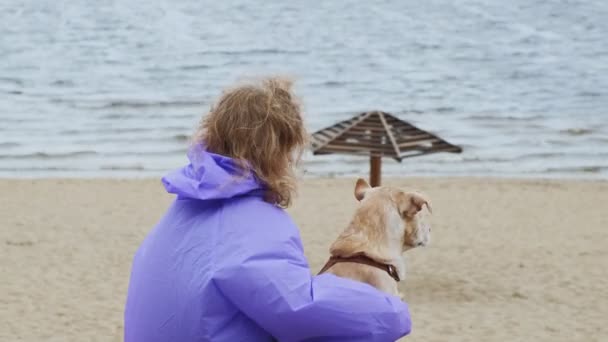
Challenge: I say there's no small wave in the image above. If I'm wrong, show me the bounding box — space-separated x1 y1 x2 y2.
466 114 545 122
560 128 594 136
546 139 571 146
179 64 211 71
71 135 187 145
590 137 608 144
50 98 205 110
546 166 605 174
4 90 23 95
462 157 511 163
173 134 190 142
322 81 346 87
464 114 545 122
3 117 35 123
509 70 545 80
0 166 82 171
0 142 20 148
0 151 97 159
59 129 80 135
202 48 307 56
102 149 187 157
60 127 161 135
100 164 145 171
435 106 456 113
514 152 565 160
421 152 572 164
577 91 602 97
100 113 134 120
0 77 24 86
412 42 441 50
401 109 424 115
0 149 188 160
99 113 195 120
50 79 75 87
98 100 204 109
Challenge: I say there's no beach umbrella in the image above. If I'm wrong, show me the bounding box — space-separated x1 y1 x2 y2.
311 111 462 186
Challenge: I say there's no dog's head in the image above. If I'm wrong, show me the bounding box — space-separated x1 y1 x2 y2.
354 178 432 251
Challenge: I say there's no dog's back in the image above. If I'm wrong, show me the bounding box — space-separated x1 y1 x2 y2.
326 261 399 295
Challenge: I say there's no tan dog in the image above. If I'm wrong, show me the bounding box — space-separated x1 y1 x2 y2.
320 178 432 297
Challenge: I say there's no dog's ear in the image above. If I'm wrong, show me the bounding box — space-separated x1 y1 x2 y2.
354 178 370 201
402 192 432 218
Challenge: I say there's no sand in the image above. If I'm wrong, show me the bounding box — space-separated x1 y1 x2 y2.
1 178 607 341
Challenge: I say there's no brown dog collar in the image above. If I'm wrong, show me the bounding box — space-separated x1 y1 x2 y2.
318 252 400 282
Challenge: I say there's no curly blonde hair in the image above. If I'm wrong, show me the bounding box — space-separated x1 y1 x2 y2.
194 77 307 207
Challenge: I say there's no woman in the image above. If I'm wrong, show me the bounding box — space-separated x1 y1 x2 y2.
124 78 412 341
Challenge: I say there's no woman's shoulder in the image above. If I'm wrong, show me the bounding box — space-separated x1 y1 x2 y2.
226 196 300 235
225 196 292 222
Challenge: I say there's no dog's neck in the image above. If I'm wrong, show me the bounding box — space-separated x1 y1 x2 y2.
329 206 407 280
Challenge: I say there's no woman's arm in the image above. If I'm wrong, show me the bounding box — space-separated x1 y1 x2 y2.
212 202 412 341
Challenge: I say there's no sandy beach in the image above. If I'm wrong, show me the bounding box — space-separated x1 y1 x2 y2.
1 177 607 341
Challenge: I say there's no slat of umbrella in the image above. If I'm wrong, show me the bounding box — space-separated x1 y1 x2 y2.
314 149 398 160
311 112 374 151
338 131 388 140
312 131 336 141
378 112 401 158
399 146 462 159
327 140 395 151
348 125 387 131
395 133 436 143
399 138 440 148
319 144 397 156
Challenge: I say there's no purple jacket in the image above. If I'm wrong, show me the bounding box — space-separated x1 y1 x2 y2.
124 146 412 341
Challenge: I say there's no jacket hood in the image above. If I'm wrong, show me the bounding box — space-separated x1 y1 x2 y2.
162 144 265 201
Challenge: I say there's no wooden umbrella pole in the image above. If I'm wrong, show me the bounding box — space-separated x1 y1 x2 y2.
370 155 382 187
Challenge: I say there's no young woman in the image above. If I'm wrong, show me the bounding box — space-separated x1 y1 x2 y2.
124 78 412 341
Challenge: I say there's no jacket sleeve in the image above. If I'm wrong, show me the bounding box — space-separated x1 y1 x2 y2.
212 202 412 342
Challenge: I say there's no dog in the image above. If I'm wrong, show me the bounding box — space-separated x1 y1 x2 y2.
318 178 432 297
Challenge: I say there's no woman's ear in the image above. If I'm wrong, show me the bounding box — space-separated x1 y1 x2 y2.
354 178 371 201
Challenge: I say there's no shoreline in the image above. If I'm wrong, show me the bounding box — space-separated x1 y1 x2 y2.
2 174 608 181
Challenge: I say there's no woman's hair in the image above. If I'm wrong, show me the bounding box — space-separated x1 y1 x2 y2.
194 77 307 208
